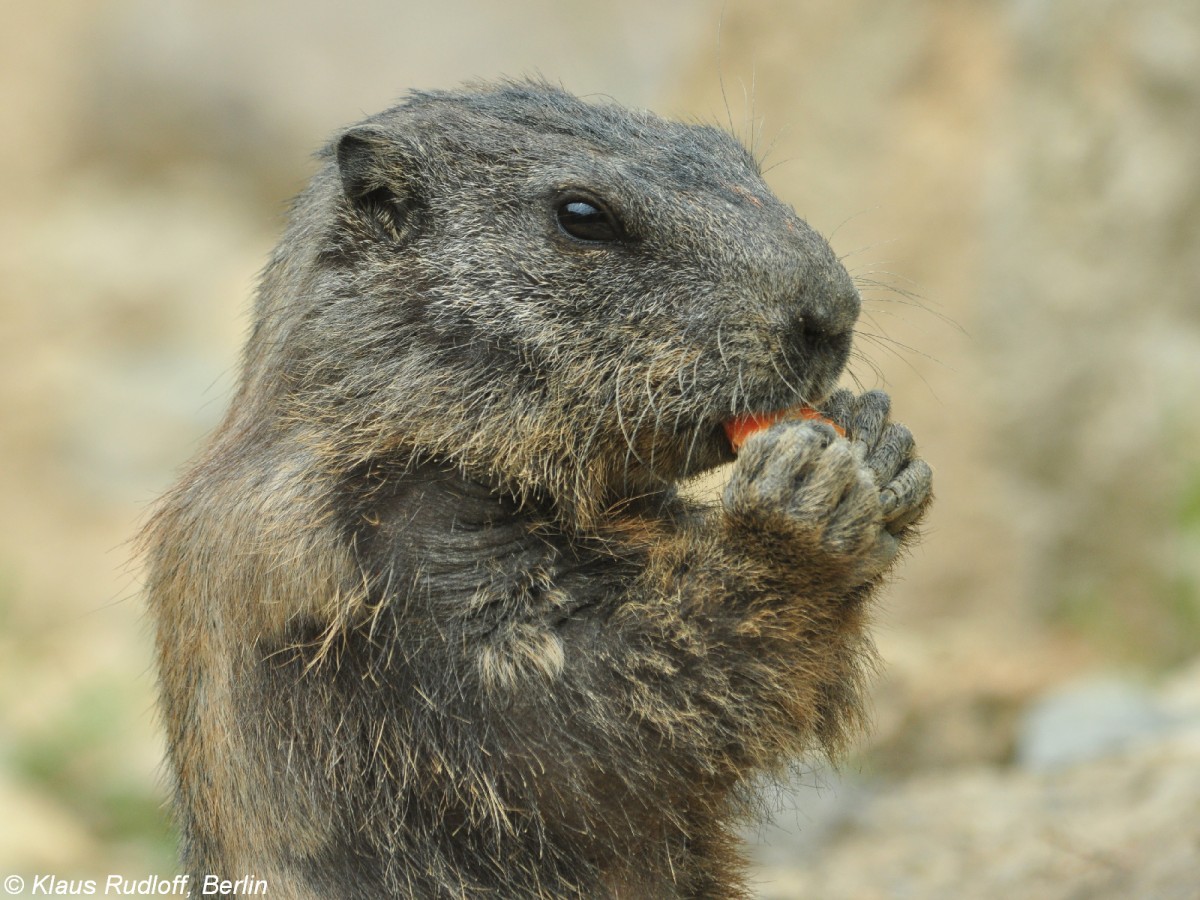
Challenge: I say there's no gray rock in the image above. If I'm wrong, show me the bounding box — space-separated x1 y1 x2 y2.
1016 676 1173 770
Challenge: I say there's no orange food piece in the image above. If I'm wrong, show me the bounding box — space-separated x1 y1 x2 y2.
723 405 846 453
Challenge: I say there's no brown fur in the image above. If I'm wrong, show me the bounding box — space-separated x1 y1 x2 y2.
143 80 932 898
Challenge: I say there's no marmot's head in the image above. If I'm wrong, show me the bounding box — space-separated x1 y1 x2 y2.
248 80 859 518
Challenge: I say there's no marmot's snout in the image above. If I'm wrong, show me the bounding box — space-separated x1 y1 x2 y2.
775 256 860 384
794 277 859 347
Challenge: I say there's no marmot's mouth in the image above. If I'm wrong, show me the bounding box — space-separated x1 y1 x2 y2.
721 405 845 454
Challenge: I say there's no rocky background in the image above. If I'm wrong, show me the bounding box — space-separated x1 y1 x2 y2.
1 1 1198 897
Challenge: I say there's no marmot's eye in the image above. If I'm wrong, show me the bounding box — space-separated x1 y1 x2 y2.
556 196 624 243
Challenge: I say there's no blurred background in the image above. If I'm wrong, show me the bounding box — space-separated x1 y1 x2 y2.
1 1 1198 897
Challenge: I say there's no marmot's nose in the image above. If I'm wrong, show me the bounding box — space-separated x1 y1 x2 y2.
790 265 860 353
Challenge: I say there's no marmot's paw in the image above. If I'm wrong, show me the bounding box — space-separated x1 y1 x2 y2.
724 419 887 573
821 389 933 537
724 390 932 583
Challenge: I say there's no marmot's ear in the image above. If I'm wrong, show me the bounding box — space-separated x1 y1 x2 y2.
335 125 422 243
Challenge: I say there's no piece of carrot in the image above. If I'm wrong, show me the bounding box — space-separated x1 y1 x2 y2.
723 405 846 453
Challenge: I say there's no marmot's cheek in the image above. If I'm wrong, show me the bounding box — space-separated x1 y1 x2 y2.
723 405 845 454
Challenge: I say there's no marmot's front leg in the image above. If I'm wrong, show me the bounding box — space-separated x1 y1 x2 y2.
630 390 933 768
724 388 931 593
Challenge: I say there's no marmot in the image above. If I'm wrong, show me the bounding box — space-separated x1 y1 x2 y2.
144 79 932 899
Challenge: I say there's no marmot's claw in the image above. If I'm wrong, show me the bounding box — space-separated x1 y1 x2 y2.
830 389 891 449
881 457 933 533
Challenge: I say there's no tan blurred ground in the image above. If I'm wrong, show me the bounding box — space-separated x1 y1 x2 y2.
1 1 1198 896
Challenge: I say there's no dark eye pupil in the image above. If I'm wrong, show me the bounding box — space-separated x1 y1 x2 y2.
556 197 621 242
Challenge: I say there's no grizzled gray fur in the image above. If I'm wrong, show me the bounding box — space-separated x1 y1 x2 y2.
143 80 932 899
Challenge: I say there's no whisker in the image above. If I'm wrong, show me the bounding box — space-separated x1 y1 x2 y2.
756 120 790 173
715 11 736 139
577 369 614 469
856 329 953 371
844 347 885 389
759 153 800 177
855 275 966 335
634 363 665 476
843 365 869 393
681 416 708 481
614 360 656 486
769 353 802 398
853 332 943 400
825 208 883 247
